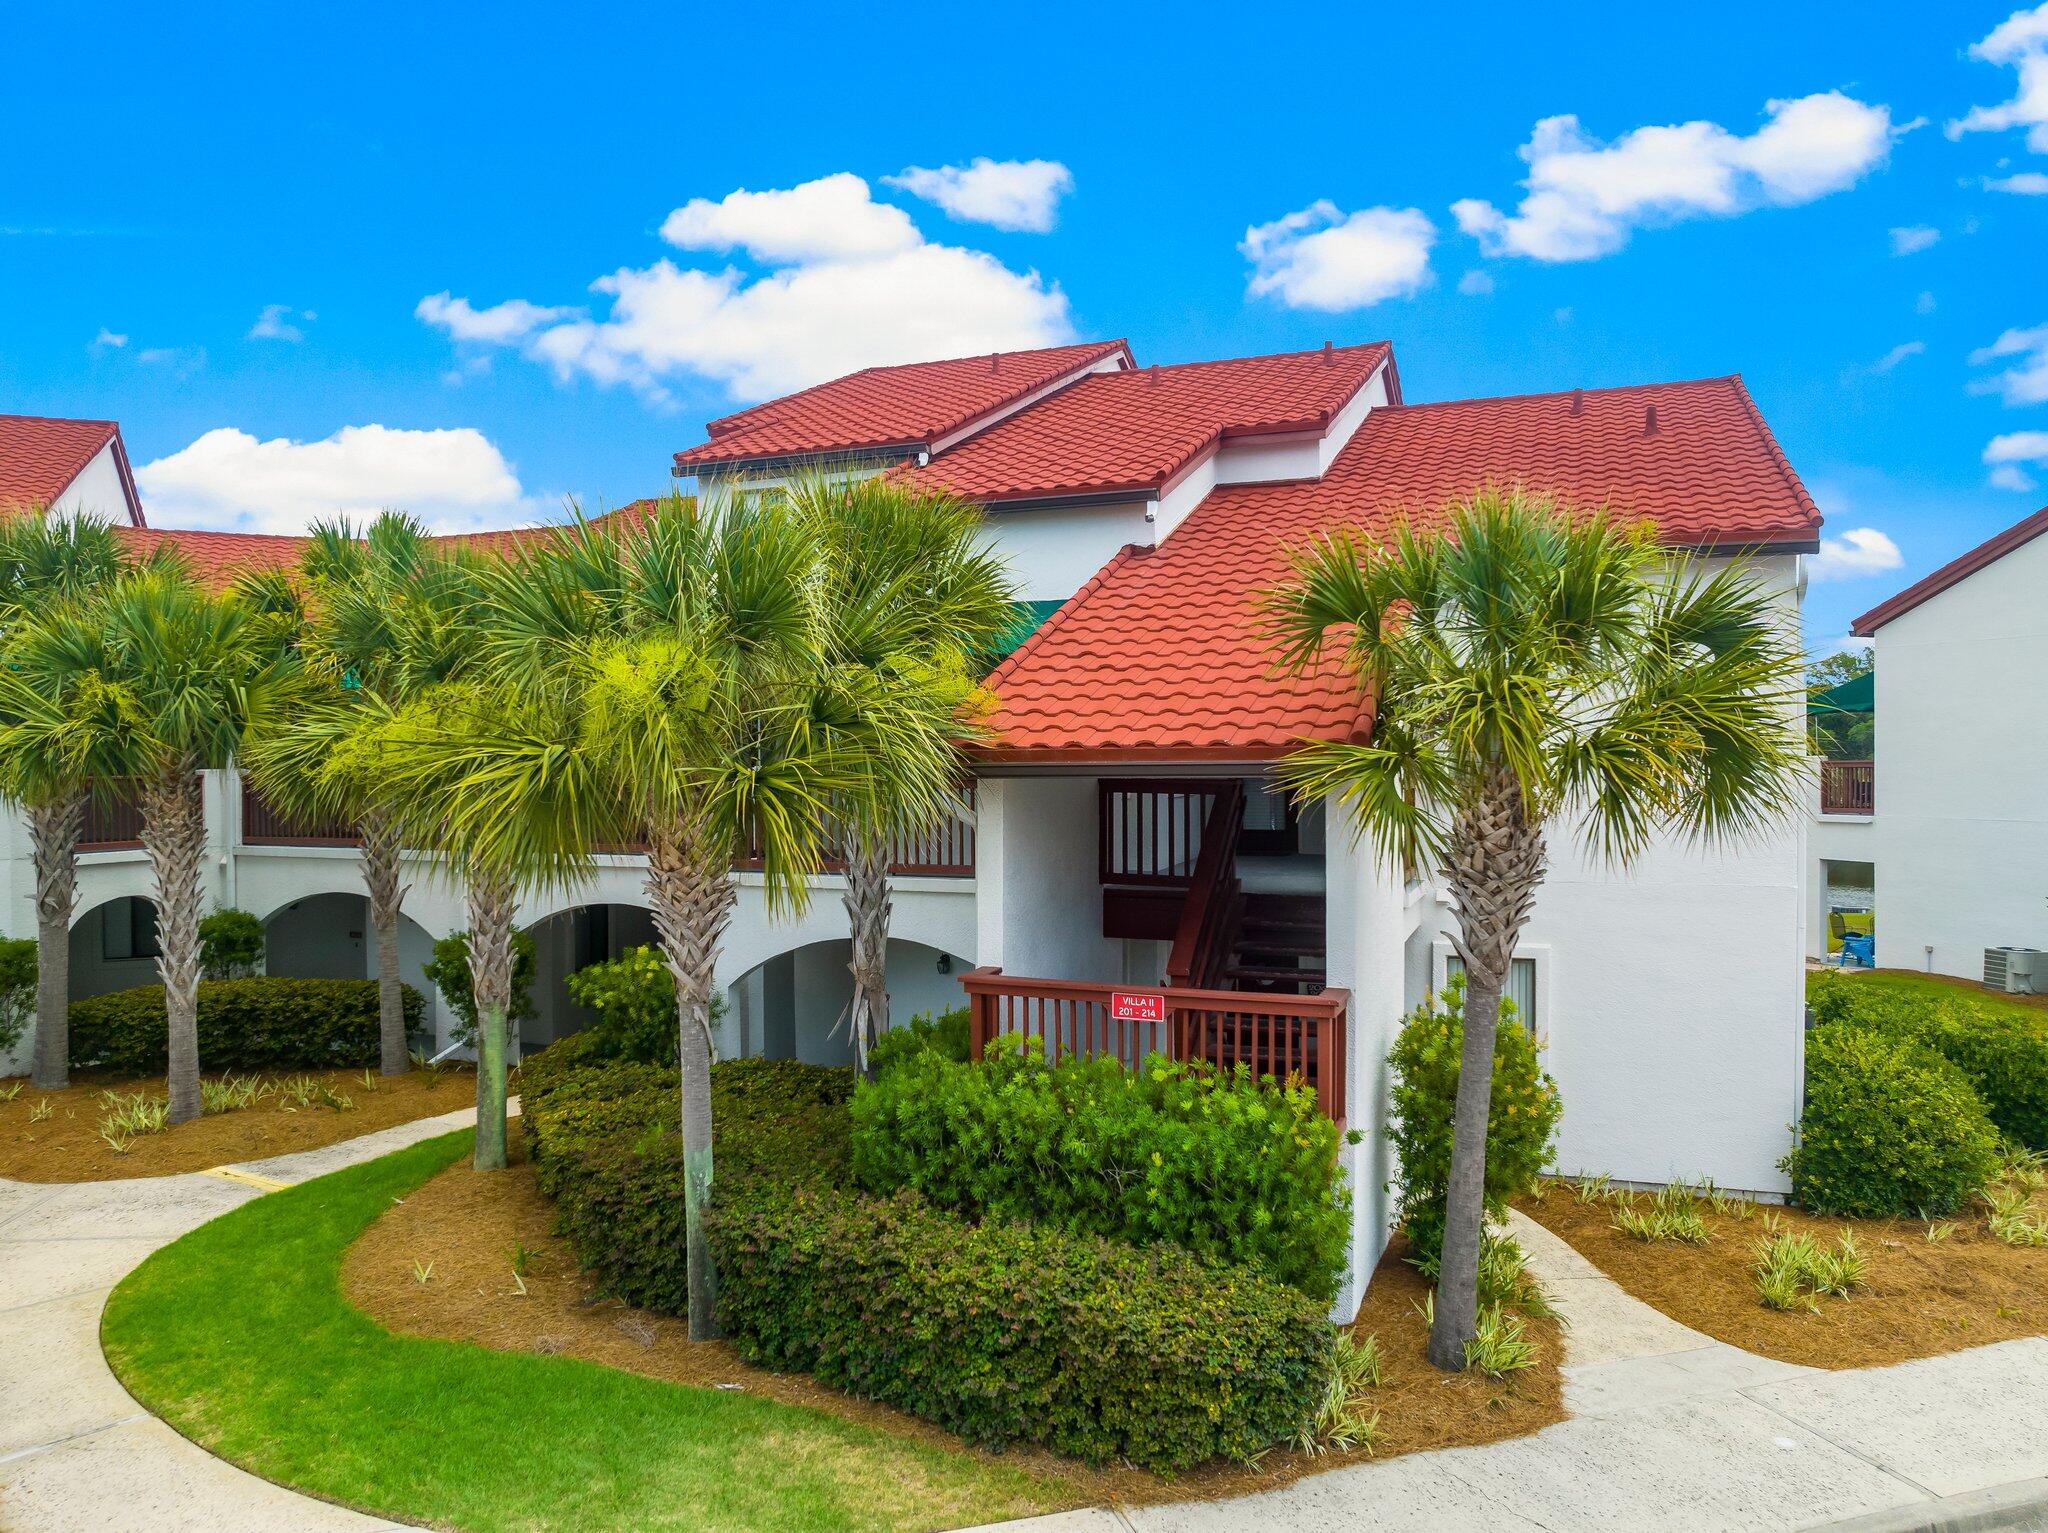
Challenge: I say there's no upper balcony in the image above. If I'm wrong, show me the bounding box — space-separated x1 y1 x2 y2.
1818 758 1874 816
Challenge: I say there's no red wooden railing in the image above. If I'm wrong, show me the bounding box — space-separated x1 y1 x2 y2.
1819 758 1874 815
1098 778 1240 886
1164 781 1244 988
960 967 1349 1122
729 785 978 877
241 784 360 846
80 784 146 850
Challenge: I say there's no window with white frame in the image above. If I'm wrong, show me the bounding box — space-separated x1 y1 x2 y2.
1444 954 1539 1034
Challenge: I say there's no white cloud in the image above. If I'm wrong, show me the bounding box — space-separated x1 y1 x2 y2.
249 303 313 342
883 158 1073 233
659 172 919 263
1889 224 1940 255
1844 340 1925 382
1452 92 1902 262
1969 323 2048 404
1950 4 2048 153
1916 290 1938 314
419 174 1074 404
1985 430 2048 491
136 346 206 378
1808 526 1904 581
1240 202 1436 311
137 424 538 536
1457 269 1496 296
91 327 127 350
416 293 577 345
1987 169 2048 192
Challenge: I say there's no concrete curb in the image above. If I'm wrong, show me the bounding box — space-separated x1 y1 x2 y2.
1805 1478 2048 1533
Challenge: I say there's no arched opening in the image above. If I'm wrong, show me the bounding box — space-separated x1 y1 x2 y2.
722 937 973 1065
69 895 162 1001
262 892 443 1047
523 903 660 1056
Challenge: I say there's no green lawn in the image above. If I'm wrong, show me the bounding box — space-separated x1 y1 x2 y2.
102 1129 1065 1533
1805 966 2048 1016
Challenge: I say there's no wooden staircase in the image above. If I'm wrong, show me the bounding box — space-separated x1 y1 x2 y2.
1223 892 1327 995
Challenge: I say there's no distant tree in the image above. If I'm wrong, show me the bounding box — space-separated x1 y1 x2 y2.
1807 647 1874 759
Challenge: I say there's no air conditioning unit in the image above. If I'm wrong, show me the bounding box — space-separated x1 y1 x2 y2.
1984 947 2045 994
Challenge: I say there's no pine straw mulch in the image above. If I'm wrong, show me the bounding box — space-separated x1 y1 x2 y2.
1518 1176 2048 1369
344 1123 1563 1505
0 1064 480 1181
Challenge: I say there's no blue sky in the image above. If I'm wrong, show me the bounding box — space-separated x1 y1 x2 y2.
4 1 2045 650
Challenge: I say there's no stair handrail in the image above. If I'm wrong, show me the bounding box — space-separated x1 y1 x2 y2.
1165 780 1245 988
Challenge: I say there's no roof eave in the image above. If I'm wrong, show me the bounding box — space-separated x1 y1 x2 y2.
1851 505 2048 636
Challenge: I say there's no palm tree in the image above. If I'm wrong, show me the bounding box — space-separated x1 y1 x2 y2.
243 513 480 1075
0 569 288 1121
470 493 852 1334
780 474 1015 1071
0 512 145 1088
1259 490 1805 1371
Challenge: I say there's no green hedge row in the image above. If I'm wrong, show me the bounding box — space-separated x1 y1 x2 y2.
520 1039 1332 1471
710 1178 1331 1471
1808 973 2048 1150
68 977 424 1074
1784 1021 2002 1218
850 1038 1353 1300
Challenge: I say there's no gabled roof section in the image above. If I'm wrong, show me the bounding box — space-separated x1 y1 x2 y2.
1851 506 2048 637
984 375 1824 762
673 340 1132 472
0 413 145 524
910 342 1392 503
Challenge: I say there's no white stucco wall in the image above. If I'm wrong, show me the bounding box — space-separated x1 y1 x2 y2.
974 775 1127 985
1862 530 2048 979
49 442 134 523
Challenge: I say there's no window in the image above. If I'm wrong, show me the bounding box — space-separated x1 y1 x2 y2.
103 898 162 962
1445 954 1538 1034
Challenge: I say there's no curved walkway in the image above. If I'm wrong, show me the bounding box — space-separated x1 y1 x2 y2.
0 1105 510 1533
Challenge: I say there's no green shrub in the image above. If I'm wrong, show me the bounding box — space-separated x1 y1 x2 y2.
68 977 425 1074
0 937 34 1056
867 1005 970 1075
849 1036 1352 1300
198 908 265 980
1806 973 2048 1150
560 945 727 1068
1387 972 1561 1266
1784 1023 2001 1217
709 1178 1330 1472
422 930 538 1045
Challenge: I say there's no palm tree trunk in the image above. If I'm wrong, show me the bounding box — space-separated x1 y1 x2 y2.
1427 766 1545 1372
27 791 84 1090
467 867 517 1170
362 811 410 1075
645 816 736 1341
141 770 207 1126
841 832 892 1075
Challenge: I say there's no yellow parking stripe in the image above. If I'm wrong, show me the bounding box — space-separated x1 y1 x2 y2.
199 1166 292 1193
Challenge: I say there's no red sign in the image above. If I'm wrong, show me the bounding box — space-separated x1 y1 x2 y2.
1109 991 1168 1024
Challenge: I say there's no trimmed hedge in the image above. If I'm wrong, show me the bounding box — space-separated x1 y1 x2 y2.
1807 972 2048 1150
710 1178 1330 1472
868 1005 970 1075
850 1037 1352 1300
68 977 425 1074
1783 1022 2002 1217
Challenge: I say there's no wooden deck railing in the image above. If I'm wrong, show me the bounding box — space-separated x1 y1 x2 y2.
1097 778 1240 887
730 786 976 877
960 966 1349 1122
1819 758 1874 815
80 785 146 850
241 784 360 846
1164 782 1244 988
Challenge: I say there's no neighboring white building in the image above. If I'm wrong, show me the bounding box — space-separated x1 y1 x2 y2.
2 344 1824 1315
1808 507 2048 985
0 414 147 525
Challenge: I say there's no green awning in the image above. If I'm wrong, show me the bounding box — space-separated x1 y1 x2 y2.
988 598 1066 665
1809 671 1873 715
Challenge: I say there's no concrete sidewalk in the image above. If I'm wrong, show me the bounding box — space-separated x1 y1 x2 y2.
985 1212 2048 1533
0 1102 505 1533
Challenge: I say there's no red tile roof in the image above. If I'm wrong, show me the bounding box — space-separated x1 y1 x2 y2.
983 376 1822 762
1852 504 2048 636
0 414 142 522
910 342 1392 502
115 501 660 592
673 340 1131 471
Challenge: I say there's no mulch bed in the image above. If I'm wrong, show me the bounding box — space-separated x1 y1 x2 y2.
0 1064 480 1181
1518 1180 2048 1369
345 1123 1563 1503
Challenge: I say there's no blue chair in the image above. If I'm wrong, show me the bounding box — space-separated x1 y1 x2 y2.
1839 932 1876 969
